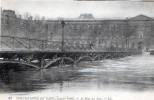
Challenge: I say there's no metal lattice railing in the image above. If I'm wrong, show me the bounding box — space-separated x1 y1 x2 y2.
0 35 140 52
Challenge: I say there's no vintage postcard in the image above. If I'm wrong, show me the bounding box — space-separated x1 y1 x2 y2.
1 0 154 100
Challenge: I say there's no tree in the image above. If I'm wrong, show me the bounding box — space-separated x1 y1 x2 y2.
23 12 31 20
35 14 40 20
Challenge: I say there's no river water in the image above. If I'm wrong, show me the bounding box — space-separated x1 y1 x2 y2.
0 54 154 94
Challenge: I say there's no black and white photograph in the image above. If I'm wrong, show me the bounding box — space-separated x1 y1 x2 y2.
1 0 154 100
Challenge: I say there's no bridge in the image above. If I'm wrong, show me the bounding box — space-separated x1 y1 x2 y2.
0 35 141 70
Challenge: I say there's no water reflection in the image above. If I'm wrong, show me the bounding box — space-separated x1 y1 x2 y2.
0 55 154 93
0 67 80 93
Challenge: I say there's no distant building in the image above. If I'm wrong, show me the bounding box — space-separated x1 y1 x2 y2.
79 13 94 19
2 10 16 17
1 9 154 50
1 9 47 39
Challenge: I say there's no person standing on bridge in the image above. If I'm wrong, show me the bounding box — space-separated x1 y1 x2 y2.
90 42 94 50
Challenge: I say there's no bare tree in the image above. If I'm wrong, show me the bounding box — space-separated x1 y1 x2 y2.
35 14 41 20
23 12 31 20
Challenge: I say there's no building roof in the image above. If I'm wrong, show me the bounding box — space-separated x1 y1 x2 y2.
78 14 95 19
128 14 154 21
48 14 154 21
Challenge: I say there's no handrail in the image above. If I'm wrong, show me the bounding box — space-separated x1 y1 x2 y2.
1 35 46 41
0 35 141 52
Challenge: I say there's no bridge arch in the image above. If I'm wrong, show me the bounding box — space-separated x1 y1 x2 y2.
103 53 115 59
44 57 75 69
92 55 101 61
114 53 123 58
0 61 40 69
74 56 93 65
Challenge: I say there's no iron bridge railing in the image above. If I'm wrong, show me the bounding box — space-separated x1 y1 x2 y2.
0 35 140 52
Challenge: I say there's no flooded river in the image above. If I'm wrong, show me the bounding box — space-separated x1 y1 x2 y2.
0 54 154 93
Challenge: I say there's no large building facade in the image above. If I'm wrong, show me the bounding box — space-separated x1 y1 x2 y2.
1 10 154 50
1 10 47 39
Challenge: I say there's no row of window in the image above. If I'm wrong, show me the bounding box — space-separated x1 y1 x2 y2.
50 24 126 31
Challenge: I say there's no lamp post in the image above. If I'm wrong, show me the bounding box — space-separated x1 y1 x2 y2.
61 20 65 52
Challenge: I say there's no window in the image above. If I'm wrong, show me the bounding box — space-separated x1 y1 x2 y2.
76 25 80 29
87 24 91 29
1 18 4 24
98 25 101 28
71 24 74 29
139 33 143 38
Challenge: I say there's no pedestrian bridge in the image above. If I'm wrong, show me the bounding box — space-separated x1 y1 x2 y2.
0 35 142 69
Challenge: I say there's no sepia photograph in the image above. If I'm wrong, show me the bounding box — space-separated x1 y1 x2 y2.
0 0 154 100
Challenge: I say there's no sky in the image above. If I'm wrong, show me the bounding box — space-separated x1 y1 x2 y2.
1 0 154 19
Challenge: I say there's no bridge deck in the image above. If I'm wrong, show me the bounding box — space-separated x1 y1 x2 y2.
0 49 139 53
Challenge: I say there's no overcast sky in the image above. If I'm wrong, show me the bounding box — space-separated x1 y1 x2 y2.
1 0 154 19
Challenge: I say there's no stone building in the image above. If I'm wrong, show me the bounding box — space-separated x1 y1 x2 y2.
46 14 154 50
1 9 47 39
127 15 154 50
1 10 154 50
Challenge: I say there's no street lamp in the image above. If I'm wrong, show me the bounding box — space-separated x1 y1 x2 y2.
61 20 65 52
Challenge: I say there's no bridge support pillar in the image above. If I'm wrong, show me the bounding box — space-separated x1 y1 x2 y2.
40 57 45 69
